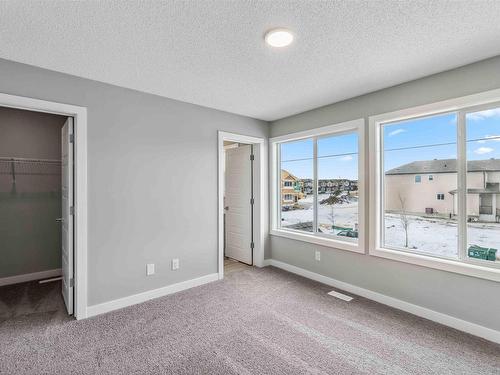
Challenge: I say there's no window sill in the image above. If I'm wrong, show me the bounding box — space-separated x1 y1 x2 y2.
270 229 364 254
370 247 500 283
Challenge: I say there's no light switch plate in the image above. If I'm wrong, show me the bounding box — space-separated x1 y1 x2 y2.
146 263 155 276
315 251 321 261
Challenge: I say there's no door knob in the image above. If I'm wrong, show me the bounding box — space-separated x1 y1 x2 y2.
56 218 63 222
224 206 229 211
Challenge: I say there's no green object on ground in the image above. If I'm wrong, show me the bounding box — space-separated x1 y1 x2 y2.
333 225 352 231
468 245 497 261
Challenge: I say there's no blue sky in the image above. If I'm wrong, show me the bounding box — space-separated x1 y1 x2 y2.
281 133 358 179
280 107 500 180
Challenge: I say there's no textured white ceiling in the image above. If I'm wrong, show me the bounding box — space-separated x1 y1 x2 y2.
1 1 500 121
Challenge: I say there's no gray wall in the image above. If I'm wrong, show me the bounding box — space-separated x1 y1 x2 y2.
0 107 66 278
270 56 500 331
0 58 268 306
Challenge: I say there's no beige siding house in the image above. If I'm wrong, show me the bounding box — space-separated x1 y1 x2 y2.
281 170 305 208
385 159 500 222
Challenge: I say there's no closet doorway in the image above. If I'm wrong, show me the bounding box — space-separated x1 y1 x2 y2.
0 105 76 319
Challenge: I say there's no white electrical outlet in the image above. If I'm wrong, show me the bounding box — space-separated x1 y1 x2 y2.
171 258 180 270
146 263 155 276
315 251 321 261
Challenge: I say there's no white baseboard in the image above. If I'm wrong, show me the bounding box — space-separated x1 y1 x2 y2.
266 259 500 344
87 273 219 318
262 259 272 267
0 268 62 287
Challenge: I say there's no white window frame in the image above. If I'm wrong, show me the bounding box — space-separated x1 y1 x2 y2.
270 118 365 254
369 88 500 282
415 175 422 183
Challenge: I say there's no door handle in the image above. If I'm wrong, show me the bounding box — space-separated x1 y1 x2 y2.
224 206 229 211
56 218 63 223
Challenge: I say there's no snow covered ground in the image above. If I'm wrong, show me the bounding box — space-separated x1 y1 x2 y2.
281 194 358 235
281 194 500 261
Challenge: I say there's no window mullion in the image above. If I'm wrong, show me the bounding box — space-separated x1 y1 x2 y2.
313 137 318 233
277 143 282 228
457 111 467 261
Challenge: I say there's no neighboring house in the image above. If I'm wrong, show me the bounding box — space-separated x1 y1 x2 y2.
281 170 304 208
385 159 500 222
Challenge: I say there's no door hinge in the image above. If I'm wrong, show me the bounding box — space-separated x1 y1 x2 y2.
250 197 255 205
69 134 75 143
250 242 255 249
250 154 254 161
70 206 75 215
69 278 74 288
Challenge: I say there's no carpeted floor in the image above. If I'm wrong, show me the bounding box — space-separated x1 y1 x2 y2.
1 266 499 374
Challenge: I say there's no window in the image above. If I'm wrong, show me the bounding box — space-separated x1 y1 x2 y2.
279 138 313 232
272 119 364 252
371 91 500 282
381 113 458 259
466 106 500 265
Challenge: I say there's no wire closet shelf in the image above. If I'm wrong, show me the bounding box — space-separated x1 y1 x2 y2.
0 157 61 183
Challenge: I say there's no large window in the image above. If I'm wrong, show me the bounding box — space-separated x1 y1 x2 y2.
272 119 364 252
371 95 500 282
382 112 458 259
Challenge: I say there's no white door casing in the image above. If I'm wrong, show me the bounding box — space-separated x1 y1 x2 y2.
61 117 74 315
225 145 253 265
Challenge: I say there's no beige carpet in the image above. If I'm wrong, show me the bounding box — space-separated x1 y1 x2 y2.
0 266 499 374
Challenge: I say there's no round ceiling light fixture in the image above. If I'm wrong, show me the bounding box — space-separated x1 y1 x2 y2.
264 28 294 48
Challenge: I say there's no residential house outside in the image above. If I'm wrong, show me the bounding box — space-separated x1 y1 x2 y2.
281 170 305 208
385 159 500 222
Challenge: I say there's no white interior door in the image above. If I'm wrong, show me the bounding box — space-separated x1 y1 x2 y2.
225 145 253 264
61 118 74 315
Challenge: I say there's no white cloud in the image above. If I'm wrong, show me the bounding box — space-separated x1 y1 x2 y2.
388 128 405 137
467 108 500 121
474 147 494 155
476 135 500 144
340 155 353 161
484 135 500 141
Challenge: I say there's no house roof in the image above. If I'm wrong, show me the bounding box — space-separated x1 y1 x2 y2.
385 159 500 175
281 170 299 181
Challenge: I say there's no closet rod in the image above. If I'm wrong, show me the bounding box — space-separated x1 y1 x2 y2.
0 157 61 163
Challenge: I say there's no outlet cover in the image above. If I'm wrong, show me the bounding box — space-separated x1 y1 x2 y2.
172 258 180 270
315 251 321 261
146 263 155 276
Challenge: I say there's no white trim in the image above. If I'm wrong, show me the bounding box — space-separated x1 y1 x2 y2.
370 247 500 282
270 229 363 253
0 92 88 319
269 118 365 143
217 131 267 280
87 273 218 317
269 118 365 254
0 269 62 287
266 259 500 344
369 88 500 283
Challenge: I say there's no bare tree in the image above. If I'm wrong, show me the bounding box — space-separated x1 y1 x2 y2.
320 189 347 230
399 194 410 248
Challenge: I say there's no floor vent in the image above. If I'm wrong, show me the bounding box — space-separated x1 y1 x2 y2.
328 290 353 302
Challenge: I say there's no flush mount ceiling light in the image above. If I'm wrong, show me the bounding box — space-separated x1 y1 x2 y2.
264 28 294 48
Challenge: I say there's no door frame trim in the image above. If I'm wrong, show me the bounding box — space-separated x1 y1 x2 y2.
217 131 267 279
0 92 88 320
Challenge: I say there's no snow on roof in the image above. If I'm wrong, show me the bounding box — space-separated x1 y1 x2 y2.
281 169 299 181
385 159 500 175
